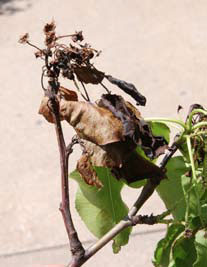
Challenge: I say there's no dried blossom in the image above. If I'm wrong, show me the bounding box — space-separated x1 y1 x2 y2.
18 33 29 44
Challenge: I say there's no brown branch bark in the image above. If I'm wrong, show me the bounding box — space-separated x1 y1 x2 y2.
47 88 85 264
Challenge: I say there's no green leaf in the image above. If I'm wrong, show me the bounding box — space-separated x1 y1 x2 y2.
201 204 207 225
153 223 185 267
193 230 207 267
149 121 170 143
181 174 206 228
70 167 131 253
157 156 188 220
170 236 196 267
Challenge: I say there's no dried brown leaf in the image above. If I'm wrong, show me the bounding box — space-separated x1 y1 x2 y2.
105 75 146 106
38 97 55 123
39 97 123 145
59 86 78 101
73 65 104 84
77 153 103 188
112 151 165 184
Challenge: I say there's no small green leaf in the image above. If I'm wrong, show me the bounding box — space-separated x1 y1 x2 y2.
201 204 207 225
70 167 131 253
153 223 185 267
171 235 197 267
157 156 188 220
149 121 170 143
181 174 206 228
193 230 207 267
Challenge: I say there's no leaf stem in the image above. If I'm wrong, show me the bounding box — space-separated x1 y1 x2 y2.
192 122 207 131
145 117 186 130
187 109 207 130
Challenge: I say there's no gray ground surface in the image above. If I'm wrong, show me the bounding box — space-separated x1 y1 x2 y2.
1 0 207 266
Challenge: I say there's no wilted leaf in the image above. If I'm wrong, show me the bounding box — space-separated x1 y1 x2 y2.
70 167 131 253
112 150 165 184
98 94 138 141
38 97 54 123
59 86 78 101
98 94 168 159
39 97 123 144
153 223 185 267
77 153 102 188
73 65 104 84
157 156 188 220
105 75 146 106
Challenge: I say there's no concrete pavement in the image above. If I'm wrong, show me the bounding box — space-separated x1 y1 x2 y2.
1 0 207 266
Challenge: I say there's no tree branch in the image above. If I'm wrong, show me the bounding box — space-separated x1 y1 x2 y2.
47 87 85 264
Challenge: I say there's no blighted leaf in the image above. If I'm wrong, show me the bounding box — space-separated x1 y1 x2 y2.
153 223 185 267
98 94 168 159
77 153 102 188
157 156 188 220
38 97 55 123
139 120 168 159
59 86 78 101
193 230 207 267
73 65 104 84
112 150 165 184
39 97 123 144
105 75 146 106
70 167 131 253
98 94 138 141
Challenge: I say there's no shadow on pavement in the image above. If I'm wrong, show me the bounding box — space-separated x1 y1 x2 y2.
0 0 31 15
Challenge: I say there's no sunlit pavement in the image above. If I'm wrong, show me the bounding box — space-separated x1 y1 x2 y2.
1 1 207 266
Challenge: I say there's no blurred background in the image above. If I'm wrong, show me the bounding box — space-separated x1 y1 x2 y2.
1 0 207 266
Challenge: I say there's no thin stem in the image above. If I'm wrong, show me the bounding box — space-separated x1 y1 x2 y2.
187 109 207 130
145 117 186 130
192 122 207 131
26 41 43 52
186 135 204 227
48 90 84 261
73 80 89 102
186 135 197 182
100 82 111 94
80 82 90 102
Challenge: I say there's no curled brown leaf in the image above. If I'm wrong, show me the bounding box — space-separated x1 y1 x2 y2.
73 65 104 84
59 86 78 101
77 153 103 188
112 151 165 184
105 75 146 106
